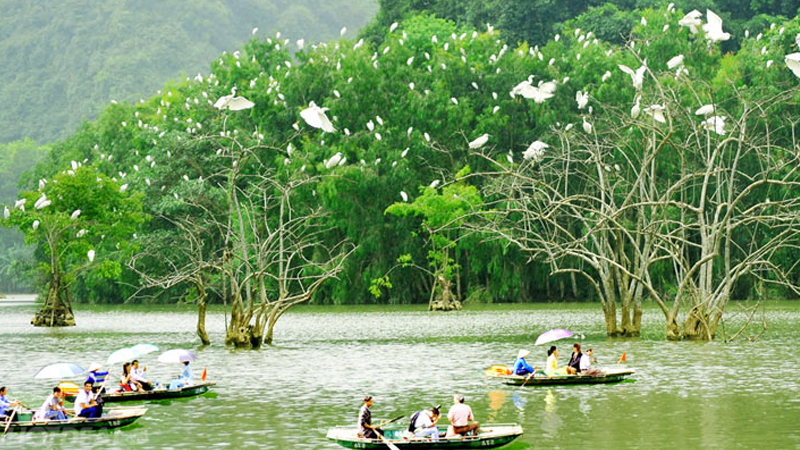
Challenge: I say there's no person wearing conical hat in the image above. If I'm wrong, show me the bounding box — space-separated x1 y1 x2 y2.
512 349 536 376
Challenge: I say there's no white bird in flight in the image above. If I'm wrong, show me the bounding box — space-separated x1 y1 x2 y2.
300 101 336 133
678 10 702 34
702 116 726 135
214 93 255 111
785 53 800 78
576 91 589 109
511 80 557 103
703 10 730 42
618 63 647 90
469 134 489 149
645 104 667 123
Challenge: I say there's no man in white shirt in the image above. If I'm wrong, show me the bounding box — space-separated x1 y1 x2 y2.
74 381 102 418
412 406 440 441
131 360 153 391
40 387 67 420
447 394 479 437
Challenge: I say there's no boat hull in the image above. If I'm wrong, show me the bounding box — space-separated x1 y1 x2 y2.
487 368 635 386
66 382 215 403
6 407 146 433
327 424 522 449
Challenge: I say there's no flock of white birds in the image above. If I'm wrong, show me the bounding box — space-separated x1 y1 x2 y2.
6 4 800 266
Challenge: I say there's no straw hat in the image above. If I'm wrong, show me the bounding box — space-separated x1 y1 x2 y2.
88 363 103 372
517 349 530 359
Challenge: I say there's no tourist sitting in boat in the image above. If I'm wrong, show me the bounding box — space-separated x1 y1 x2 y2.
39 386 68 421
357 395 380 439
512 349 537 376
545 346 559 376
130 360 153 391
168 361 194 390
0 386 21 421
409 405 441 441
446 394 479 437
74 381 103 418
567 343 584 375
119 362 142 392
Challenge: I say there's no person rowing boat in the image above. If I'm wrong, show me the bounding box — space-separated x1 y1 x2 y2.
0 386 22 422
358 395 381 439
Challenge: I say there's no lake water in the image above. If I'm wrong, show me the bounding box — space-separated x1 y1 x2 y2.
1 295 798 449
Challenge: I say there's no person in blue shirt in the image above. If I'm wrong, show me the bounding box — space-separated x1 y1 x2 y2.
0 386 22 420
512 349 537 376
168 361 194 390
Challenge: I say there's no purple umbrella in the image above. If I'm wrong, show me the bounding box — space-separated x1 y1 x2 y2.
534 328 574 346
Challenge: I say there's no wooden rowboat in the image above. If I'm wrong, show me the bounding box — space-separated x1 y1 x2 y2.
486 367 635 386
5 407 146 432
327 423 523 449
65 382 216 403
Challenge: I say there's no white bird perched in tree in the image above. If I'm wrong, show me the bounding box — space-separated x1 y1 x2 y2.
667 54 684 69
602 71 612 82
703 10 730 42
367 120 375 132
429 180 440 189
469 134 490 149
618 63 647 90
214 92 255 111
631 95 641 119
702 116 726 135
120 184 128 193
511 80 557 103
300 101 336 133
695 104 716 116
32 220 40 230
71 210 81 220
678 10 703 34
296 39 305 49
400 191 408 202
523 140 548 161
88 249 95 263
36 200 51 209
14 199 26 209
582 117 593 133
340 27 347 36
252 27 258 35
390 22 399 33
785 53 800 78
325 152 343 169
3 206 9 219
401 148 409 158
34 194 47 209
576 90 589 109
645 104 667 123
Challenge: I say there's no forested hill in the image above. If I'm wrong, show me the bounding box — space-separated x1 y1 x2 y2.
0 0 377 144
362 0 798 48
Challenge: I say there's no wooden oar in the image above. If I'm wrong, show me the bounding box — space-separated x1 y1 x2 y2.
520 367 538 387
3 406 20 436
374 415 405 429
374 428 400 450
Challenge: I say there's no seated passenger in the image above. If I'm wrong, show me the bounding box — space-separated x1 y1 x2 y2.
74 381 102 418
567 343 583 375
130 360 153 391
409 406 440 441
545 346 559 376
119 362 142 392
512 349 536 376
447 394 479 437
168 361 194 390
40 386 67 421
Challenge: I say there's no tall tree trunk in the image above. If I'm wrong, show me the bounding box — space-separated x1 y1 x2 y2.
196 292 210 346
31 274 75 327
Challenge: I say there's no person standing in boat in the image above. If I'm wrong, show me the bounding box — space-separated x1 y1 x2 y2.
357 395 381 439
39 386 68 421
512 349 536 376
447 394 479 437
0 386 21 420
74 381 103 418
545 346 559 376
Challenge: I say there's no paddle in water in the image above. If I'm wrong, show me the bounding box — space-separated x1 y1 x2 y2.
3 406 20 436
374 428 400 450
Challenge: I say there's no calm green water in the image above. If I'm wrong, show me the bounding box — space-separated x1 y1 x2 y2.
1 296 798 449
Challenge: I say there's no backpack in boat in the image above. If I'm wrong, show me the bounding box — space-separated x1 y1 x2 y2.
408 411 421 433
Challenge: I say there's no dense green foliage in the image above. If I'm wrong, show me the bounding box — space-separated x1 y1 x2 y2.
4 2 800 315
0 0 377 145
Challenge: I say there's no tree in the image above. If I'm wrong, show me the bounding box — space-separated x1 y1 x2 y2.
2 165 144 326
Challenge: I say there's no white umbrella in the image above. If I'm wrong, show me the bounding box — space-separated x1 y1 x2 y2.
130 343 159 357
158 349 196 363
107 348 137 365
34 363 86 379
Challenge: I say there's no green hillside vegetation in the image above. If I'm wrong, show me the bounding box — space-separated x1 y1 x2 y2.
0 0 377 144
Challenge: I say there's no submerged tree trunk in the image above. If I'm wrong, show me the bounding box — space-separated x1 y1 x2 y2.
196 290 210 346
429 275 462 311
31 275 75 327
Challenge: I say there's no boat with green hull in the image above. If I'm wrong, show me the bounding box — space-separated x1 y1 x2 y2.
327 424 523 449
486 367 635 386
65 382 215 403
4 407 146 433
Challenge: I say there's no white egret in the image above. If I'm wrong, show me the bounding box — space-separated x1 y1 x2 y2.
34 194 47 209
297 39 305 49
390 22 399 33
678 10 702 34
582 117 593 133
424 132 431 142
618 63 647 90
523 141 548 161
429 180 440 189
400 191 408 202
71 210 81 220
214 93 255 111
631 95 641 119
340 27 347 36
36 200 51 209
785 53 800 78
667 54 684 69
88 250 95 262
469 134 490 149
367 121 375 132
3 206 8 219
645 104 667 123
702 116 726 135
120 184 128 193
14 199 26 209
325 152 343 169
576 91 589 109
401 148 409 158
32 220 40 230
492 106 500 114
252 27 258 35
300 101 336 133
511 80 557 103
695 104 715 116
703 10 730 42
